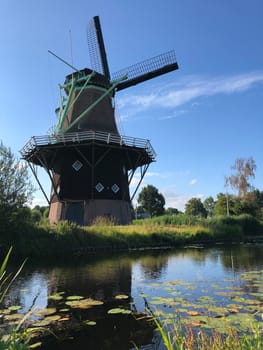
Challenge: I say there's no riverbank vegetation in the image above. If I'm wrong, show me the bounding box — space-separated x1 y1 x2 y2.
1 212 262 258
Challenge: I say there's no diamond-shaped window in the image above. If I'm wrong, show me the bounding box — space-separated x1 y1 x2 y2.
72 160 83 171
95 182 104 193
111 184 120 193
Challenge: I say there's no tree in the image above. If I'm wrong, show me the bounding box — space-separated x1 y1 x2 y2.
203 197 215 217
137 185 165 217
214 193 235 216
0 142 34 209
185 198 207 218
165 207 180 215
226 157 256 198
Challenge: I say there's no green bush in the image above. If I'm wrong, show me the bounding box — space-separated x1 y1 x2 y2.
235 214 262 236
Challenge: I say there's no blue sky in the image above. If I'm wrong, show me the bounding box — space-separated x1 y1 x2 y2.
1 0 262 211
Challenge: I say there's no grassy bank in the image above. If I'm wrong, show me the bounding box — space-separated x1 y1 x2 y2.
1 214 263 258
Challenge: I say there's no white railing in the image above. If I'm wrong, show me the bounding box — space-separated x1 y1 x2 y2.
20 130 156 160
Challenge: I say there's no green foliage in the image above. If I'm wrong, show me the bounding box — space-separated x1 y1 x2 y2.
203 196 215 217
0 329 29 350
137 185 165 217
185 198 207 218
0 142 34 208
165 207 180 215
134 214 203 226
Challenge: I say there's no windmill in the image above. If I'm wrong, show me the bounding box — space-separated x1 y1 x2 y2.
20 16 178 225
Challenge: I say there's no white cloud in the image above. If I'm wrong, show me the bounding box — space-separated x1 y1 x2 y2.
189 179 197 186
118 71 263 116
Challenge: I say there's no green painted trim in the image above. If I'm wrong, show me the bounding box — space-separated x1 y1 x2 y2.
74 84 108 93
62 75 126 133
64 71 96 125
55 78 76 133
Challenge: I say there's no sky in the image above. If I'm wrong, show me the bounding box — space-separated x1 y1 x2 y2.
1 0 262 211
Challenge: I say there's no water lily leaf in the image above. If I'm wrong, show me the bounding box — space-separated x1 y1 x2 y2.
34 315 61 327
48 293 64 301
84 320 96 326
66 295 84 301
249 292 263 300
138 293 148 298
59 308 70 312
4 313 24 321
107 308 131 315
66 298 103 309
187 310 201 316
29 342 42 349
226 313 256 331
35 308 57 317
228 308 239 313
8 305 21 312
0 308 11 315
58 316 70 322
196 296 215 303
230 296 245 303
115 294 129 300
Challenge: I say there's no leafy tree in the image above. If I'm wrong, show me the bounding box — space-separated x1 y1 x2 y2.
185 198 207 218
226 157 256 198
165 207 180 215
0 142 34 208
214 193 236 216
137 185 165 217
203 196 215 217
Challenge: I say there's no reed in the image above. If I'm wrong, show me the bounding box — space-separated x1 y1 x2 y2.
149 310 263 350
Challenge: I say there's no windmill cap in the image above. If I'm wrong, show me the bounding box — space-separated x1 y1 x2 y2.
64 68 111 89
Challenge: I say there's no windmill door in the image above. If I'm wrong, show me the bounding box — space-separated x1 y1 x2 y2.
65 202 84 225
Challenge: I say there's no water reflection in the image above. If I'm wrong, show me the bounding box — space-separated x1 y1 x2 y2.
5 244 263 349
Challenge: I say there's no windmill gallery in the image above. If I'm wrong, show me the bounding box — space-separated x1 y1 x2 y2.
20 16 178 225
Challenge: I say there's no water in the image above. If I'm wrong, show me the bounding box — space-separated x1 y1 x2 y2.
5 243 263 349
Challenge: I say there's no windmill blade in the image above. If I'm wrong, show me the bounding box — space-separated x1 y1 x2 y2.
111 50 178 91
87 16 110 80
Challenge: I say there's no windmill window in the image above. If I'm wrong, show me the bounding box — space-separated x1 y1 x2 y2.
111 184 120 193
72 160 83 171
95 182 104 192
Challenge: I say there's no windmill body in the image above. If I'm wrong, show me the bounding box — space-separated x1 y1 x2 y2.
21 16 178 225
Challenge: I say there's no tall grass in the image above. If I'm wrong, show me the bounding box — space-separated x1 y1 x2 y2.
0 248 29 350
149 310 263 350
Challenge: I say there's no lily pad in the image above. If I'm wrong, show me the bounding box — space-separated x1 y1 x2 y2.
48 293 64 301
35 308 57 317
8 305 22 312
29 342 42 349
115 294 129 300
34 315 61 327
66 295 84 301
108 308 132 315
4 313 24 321
83 320 97 326
66 298 104 309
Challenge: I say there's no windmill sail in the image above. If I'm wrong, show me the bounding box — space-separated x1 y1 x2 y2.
87 16 110 80
111 50 178 91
